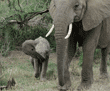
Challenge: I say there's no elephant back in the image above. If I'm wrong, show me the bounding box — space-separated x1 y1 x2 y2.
35 36 50 59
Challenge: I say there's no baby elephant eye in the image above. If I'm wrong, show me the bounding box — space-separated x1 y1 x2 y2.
31 48 34 51
53 4 56 8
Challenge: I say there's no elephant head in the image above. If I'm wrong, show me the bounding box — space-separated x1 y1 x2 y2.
22 40 45 62
46 0 110 38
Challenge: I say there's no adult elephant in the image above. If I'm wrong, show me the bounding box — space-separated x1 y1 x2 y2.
46 0 110 90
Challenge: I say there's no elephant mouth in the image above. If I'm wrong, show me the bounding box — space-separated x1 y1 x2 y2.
74 16 80 22
46 23 73 39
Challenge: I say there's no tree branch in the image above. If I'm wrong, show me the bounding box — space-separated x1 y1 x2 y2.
0 9 49 29
17 0 23 12
7 0 11 9
12 0 24 12
23 9 49 23
0 78 16 90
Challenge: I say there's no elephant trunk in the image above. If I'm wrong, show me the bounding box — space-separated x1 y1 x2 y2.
52 12 75 86
54 23 69 86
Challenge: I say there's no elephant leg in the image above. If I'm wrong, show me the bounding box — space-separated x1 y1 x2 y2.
60 55 75 90
39 62 42 75
79 46 95 89
34 59 40 78
30 57 34 68
40 56 49 81
100 43 110 78
64 42 77 88
78 24 102 90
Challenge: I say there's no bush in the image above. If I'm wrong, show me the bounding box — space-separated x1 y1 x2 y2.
94 49 101 59
0 23 56 56
2 25 55 45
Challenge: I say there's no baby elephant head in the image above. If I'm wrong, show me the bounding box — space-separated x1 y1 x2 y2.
22 40 35 56
22 40 45 61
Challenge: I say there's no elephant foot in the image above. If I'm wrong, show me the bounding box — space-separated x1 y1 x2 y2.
58 83 71 91
58 86 68 91
100 73 108 79
59 89 67 91
40 78 47 81
35 73 40 78
77 82 92 91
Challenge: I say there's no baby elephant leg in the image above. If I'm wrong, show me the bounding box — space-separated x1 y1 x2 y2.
38 61 42 76
40 56 49 81
30 57 34 68
34 59 40 78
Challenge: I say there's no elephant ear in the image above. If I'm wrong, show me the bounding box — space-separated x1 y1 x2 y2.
82 0 110 31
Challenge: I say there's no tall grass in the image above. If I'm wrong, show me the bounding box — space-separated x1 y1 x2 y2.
1 51 110 91
0 51 57 91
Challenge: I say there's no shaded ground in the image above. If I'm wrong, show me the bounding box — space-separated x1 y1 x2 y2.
0 50 110 91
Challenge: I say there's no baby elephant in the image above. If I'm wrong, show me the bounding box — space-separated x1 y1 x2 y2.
22 36 50 81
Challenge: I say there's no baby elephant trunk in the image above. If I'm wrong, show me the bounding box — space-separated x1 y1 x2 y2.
34 52 45 63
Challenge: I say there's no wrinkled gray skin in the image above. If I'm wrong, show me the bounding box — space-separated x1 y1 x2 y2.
22 36 50 81
49 0 110 90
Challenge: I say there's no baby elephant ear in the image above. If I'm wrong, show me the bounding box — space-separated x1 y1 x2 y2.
82 0 110 31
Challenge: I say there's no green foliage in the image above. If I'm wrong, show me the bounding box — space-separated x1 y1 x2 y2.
0 0 51 22
0 24 55 53
94 49 101 59
0 0 55 56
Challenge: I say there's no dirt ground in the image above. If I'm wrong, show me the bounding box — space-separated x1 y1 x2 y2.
1 50 110 91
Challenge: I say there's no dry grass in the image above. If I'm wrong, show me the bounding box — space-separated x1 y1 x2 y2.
0 51 110 91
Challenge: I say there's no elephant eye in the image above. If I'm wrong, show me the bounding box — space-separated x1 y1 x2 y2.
53 4 56 8
74 3 79 10
53 0 56 8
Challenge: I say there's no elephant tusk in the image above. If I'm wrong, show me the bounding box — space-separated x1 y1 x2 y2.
65 24 72 39
45 24 54 37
